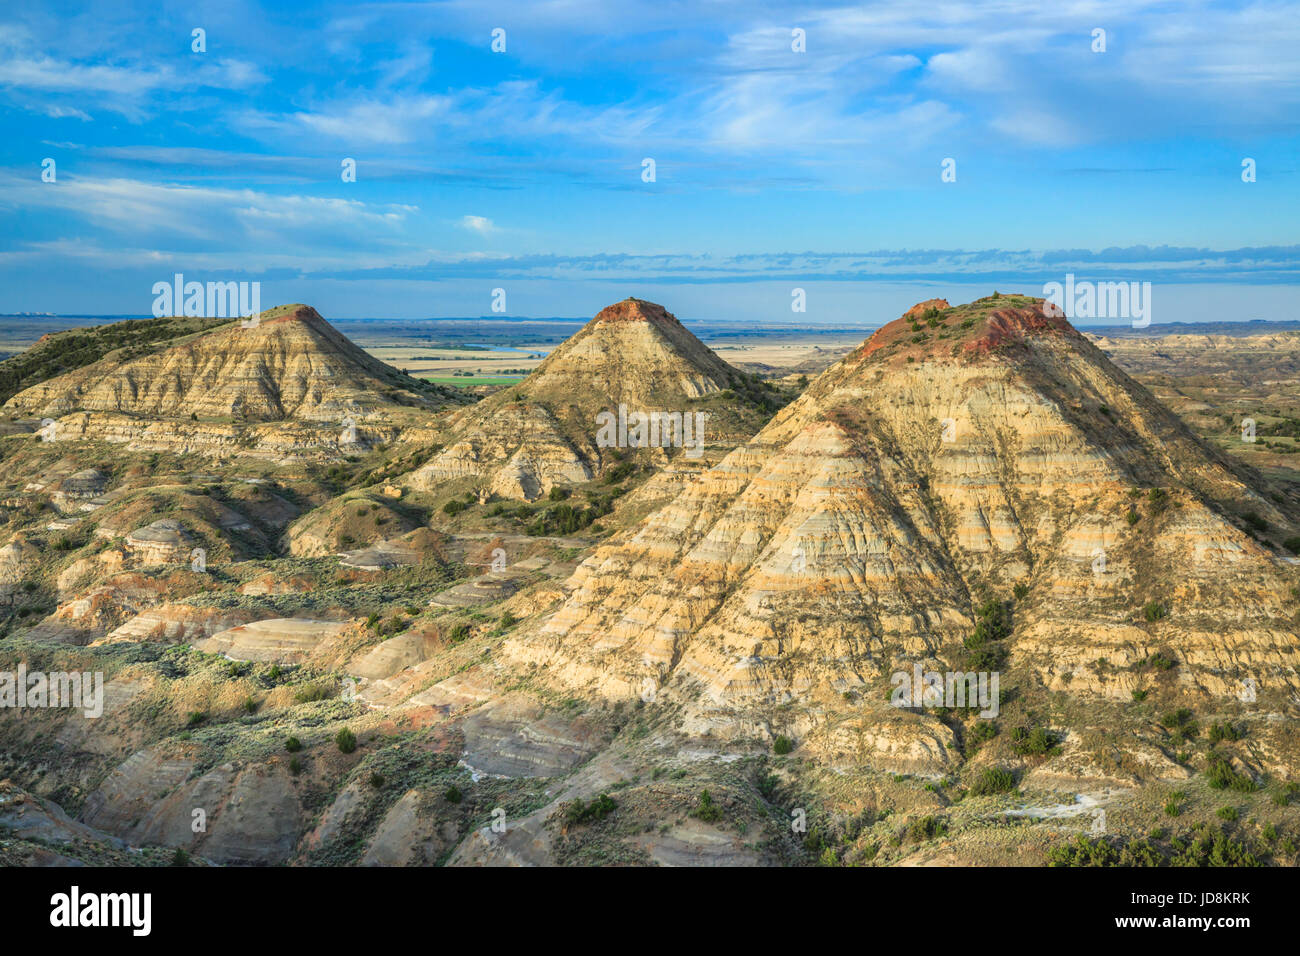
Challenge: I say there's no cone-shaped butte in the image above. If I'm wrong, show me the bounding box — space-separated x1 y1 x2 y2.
4 303 465 423
402 297 780 500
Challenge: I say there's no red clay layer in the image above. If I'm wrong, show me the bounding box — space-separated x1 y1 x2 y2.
593 298 680 325
855 298 1079 365
961 306 1079 358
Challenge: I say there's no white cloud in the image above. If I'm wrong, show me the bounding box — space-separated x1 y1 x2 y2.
0 173 417 243
460 215 496 235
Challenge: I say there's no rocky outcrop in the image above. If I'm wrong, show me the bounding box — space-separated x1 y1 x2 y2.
193 617 349 664
99 605 262 645
0 534 39 602
79 747 301 865
287 495 418 558
123 519 194 565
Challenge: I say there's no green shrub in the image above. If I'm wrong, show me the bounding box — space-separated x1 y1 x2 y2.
1205 752 1255 792
1162 708 1198 740
1217 806 1239 822
1048 834 1122 867
1242 511 1268 532
335 728 357 754
969 596 1012 643
1170 826 1263 866
1143 602 1168 622
444 785 463 804
1208 721 1242 744
906 815 948 842
563 793 617 826
293 682 330 703
285 736 302 752
969 720 998 746
1143 651 1176 670
442 499 467 516
1012 727 1063 757
970 767 1016 796
690 790 724 823
773 735 794 755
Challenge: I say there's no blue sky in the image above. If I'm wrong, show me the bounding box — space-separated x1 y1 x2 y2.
1 0 1298 323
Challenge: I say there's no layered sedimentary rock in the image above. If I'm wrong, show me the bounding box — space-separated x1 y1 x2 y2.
123 519 195 565
194 617 349 664
503 295 1300 760
403 298 774 500
5 304 460 422
3 304 467 458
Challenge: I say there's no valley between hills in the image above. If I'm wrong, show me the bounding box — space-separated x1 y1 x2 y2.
0 294 1297 868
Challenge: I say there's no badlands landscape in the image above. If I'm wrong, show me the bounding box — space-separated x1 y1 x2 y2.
0 294 1297 868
